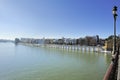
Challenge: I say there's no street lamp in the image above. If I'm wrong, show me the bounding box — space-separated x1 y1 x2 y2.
112 6 118 54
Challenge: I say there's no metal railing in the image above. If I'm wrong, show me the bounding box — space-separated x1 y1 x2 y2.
103 46 120 80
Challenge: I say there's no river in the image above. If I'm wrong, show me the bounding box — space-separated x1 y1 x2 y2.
0 42 111 80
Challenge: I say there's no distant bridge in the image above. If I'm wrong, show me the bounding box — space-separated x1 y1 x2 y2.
30 44 105 53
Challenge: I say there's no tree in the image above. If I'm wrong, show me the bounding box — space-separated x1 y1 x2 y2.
96 35 99 44
15 38 20 43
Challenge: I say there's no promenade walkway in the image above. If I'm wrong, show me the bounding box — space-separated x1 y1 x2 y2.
117 55 120 80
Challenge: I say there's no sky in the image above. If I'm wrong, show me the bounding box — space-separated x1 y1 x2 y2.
0 0 120 40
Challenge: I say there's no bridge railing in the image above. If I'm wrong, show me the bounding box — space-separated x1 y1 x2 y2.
103 46 120 80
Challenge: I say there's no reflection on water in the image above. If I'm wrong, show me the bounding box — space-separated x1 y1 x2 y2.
0 43 111 80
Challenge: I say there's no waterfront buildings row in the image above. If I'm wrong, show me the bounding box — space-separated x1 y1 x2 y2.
15 35 105 46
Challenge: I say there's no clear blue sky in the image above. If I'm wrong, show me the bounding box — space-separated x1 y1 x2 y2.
0 0 120 40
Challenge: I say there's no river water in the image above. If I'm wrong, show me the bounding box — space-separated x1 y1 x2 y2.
0 43 111 80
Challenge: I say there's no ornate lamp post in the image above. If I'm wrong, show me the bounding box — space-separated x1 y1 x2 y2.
112 6 118 54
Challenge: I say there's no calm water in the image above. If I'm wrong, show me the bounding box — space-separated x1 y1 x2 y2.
0 43 111 80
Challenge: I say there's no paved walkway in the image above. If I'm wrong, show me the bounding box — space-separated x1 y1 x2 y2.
117 55 120 80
